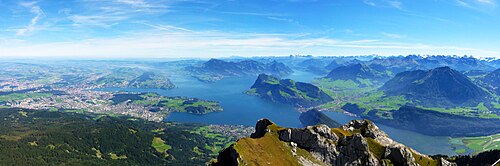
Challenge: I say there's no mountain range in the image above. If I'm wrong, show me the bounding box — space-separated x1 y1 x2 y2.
188 59 293 82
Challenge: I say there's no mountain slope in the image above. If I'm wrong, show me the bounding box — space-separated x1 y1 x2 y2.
211 119 456 166
247 74 333 108
380 66 489 107
477 68 500 95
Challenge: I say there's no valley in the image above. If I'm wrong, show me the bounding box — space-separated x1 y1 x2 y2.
0 55 499 164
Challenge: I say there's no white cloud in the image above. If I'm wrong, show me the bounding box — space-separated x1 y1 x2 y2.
456 0 496 10
387 1 403 10
15 1 45 36
65 0 170 27
476 0 496 6
69 14 128 27
1 27 497 58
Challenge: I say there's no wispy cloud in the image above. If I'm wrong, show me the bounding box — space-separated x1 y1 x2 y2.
15 1 44 36
140 22 193 32
363 0 405 11
1 27 495 58
66 0 170 28
217 11 284 17
266 17 300 26
387 1 403 10
381 32 404 39
69 15 127 27
476 0 496 6
456 0 497 10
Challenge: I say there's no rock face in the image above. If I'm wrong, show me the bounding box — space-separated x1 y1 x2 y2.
247 74 333 108
380 66 490 107
212 119 455 166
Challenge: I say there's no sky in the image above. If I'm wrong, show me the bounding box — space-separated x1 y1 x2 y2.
0 0 499 58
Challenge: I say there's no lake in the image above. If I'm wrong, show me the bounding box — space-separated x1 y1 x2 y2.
102 70 456 155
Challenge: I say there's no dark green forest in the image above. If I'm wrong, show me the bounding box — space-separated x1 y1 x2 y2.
0 108 237 165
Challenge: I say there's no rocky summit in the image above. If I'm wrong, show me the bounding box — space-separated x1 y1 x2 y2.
211 119 456 166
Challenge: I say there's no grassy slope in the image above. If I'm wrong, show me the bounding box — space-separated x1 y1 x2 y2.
232 124 324 166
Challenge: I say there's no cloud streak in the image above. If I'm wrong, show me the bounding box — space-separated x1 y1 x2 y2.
1 27 495 58
15 1 44 36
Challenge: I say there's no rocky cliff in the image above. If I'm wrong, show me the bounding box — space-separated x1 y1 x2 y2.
211 119 456 166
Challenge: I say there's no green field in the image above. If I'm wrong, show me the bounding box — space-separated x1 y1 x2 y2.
152 137 172 154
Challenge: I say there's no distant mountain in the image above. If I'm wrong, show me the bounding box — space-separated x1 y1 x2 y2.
325 58 363 70
299 109 341 128
477 68 500 95
365 55 495 74
380 66 489 107
367 56 423 74
247 74 333 108
211 119 459 166
298 59 332 74
420 56 495 71
325 63 390 85
188 59 293 82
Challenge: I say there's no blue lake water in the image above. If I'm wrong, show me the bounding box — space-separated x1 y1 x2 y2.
102 70 456 155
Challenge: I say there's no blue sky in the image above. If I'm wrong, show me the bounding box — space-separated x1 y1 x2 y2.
0 0 499 58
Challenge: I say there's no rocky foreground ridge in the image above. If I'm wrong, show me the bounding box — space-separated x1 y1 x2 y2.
211 119 457 166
